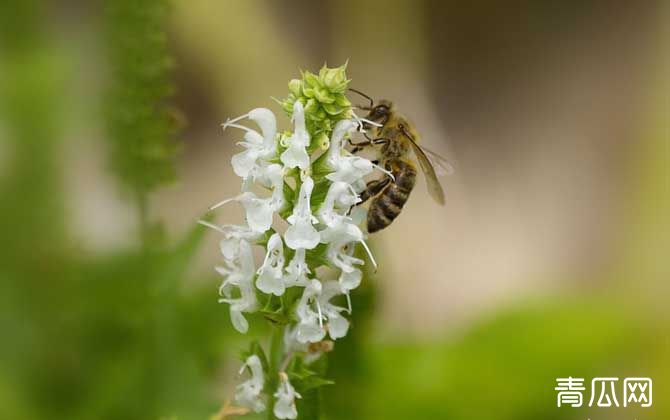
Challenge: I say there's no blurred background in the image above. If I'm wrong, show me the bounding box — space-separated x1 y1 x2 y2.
1 1 668 419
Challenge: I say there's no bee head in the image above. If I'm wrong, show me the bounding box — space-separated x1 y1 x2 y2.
364 100 392 129
348 89 392 129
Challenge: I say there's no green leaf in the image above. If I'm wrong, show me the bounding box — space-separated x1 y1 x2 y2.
305 244 329 269
309 179 331 213
299 376 335 392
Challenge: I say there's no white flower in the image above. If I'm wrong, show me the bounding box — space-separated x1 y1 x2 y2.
208 192 272 233
295 279 326 343
284 248 310 287
274 373 301 419
198 221 262 260
284 176 320 250
348 205 368 227
256 233 286 296
209 163 285 234
320 218 376 273
338 268 362 293
224 108 277 180
217 240 258 333
317 180 360 227
283 325 308 354
326 119 374 185
280 101 311 170
319 281 349 340
235 355 266 413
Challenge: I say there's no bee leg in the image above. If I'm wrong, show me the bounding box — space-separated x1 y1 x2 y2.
348 137 389 154
357 178 391 206
360 131 390 145
348 138 371 147
348 138 371 154
371 137 389 145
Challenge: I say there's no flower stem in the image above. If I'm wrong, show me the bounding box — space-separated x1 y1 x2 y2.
266 324 284 419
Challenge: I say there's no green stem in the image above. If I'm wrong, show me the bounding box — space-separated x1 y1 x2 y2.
138 191 148 247
266 324 284 420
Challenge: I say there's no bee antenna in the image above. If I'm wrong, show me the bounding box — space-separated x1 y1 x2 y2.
348 88 374 110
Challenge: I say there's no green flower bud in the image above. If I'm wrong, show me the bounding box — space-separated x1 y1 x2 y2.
281 100 294 114
331 79 350 94
279 63 353 141
334 94 351 107
279 131 292 147
302 86 315 98
303 71 320 88
288 79 302 97
314 87 334 104
304 98 318 114
317 132 330 150
320 63 348 93
310 109 325 121
323 102 345 116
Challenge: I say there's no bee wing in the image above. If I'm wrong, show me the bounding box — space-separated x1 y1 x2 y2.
402 131 446 205
421 145 455 176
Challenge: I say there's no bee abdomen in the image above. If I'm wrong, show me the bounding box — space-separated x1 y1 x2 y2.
367 161 416 233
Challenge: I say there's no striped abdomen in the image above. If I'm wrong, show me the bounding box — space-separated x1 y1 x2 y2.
367 159 416 233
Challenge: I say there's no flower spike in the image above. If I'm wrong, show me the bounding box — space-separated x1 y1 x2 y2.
209 64 381 419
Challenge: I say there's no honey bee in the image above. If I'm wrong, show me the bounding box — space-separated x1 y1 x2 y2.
348 89 453 233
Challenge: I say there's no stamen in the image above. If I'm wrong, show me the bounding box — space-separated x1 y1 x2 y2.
221 113 249 130
359 239 378 272
359 118 382 127
350 113 363 129
198 219 226 233
316 300 324 328
372 163 395 181
238 361 248 376
221 122 254 134
259 247 272 270
351 111 382 128
346 184 363 207
209 196 239 211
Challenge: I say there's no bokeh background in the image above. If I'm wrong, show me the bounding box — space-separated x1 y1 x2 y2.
1 1 668 419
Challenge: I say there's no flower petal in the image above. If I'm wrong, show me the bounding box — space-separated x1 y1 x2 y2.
339 268 362 292
230 308 249 333
242 198 274 233
285 219 320 250
256 271 285 296
327 313 349 339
